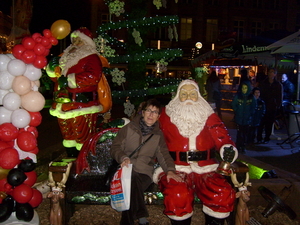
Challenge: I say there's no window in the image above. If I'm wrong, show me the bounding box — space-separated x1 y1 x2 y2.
233 20 244 41
206 19 218 42
180 18 192 40
100 14 109 24
251 21 262 37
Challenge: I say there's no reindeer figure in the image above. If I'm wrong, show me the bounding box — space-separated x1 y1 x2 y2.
47 162 72 225
231 171 252 225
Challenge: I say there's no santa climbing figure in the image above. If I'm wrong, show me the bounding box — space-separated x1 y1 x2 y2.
154 79 238 225
46 28 105 157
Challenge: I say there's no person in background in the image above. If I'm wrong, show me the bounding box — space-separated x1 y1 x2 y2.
249 70 256 87
257 68 283 144
205 70 222 119
110 98 182 225
281 73 295 103
231 81 256 153
237 69 252 92
248 87 266 146
156 79 237 225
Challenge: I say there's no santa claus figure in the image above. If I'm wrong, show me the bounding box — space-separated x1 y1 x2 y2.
154 79 238 225
46 28 103 157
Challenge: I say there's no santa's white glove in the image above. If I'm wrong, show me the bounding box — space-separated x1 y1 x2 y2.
220 144 238 163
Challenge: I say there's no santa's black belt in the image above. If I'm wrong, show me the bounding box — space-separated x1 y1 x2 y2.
169 149 216 163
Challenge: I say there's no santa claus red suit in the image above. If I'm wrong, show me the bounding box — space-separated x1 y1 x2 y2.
46 28 103 155
154 79 238 225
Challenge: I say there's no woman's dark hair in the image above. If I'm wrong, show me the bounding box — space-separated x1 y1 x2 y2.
142 99 162 114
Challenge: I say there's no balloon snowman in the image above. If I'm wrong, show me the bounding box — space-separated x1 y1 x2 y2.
0 20 71 223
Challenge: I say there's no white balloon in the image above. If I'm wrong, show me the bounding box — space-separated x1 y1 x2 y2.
0 70 15 90
6 54 15 59
7 59 26 76
0 54 11 72
24 64 42 81
3 92 21 111
0 89 9 105
0 106 13 124
11 108 30 128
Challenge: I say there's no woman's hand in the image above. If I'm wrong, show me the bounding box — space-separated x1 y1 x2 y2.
121 157 131 168
166 171 183 182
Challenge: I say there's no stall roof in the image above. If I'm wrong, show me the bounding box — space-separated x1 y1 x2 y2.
266 30 300 54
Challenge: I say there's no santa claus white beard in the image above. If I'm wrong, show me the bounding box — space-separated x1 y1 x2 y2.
166 98 213 138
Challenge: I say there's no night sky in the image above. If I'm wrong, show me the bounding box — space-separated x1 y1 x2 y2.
0 0 91 33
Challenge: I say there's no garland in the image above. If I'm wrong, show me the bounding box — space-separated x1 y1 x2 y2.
111 78 182 99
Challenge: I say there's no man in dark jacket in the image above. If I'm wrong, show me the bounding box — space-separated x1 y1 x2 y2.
281 73 295 103
257 68 283 144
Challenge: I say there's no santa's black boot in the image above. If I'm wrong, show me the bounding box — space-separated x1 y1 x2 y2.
204 214 225 225
170 217 191 225
66 147 79 158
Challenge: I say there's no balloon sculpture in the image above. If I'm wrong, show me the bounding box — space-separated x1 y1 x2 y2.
0 20 71 223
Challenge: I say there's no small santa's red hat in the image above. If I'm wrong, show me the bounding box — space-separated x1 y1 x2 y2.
71 27 96 48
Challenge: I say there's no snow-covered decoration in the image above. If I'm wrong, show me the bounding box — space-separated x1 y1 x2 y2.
94 36 117 58
123 99 135 117
155 59 168 73
108 0 125 17
132 29 142 46
153 0 162 9
111 68 126 86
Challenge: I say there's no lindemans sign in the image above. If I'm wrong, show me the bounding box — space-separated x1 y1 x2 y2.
241 45 267 53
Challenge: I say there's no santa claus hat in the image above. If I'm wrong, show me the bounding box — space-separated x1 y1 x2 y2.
71 27 96 48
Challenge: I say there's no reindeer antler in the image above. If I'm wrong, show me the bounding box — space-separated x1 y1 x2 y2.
57 163 72 189
48 162 73 190
231 170 251 190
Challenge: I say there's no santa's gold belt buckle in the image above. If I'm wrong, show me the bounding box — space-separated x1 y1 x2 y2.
186 149 200 163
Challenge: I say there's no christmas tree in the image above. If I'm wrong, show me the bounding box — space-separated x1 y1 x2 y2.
94 0 183 108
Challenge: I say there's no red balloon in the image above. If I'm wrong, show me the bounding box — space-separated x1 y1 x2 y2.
0 123 19 142
0 141 11 152
31 33 42 42
12 184 33 203
43 49 50 57
33 43 46 56
28 189 42 208
23 171 37 187
0 148 20 169
17 131 37 152
12 44 26 59
27 126 38 138
22 37 36 50
49 37 58 46
0 178 8 192
40 37 50 47
21 50 36 64
33 56 47 69
28 111 42 127
43 29 52 38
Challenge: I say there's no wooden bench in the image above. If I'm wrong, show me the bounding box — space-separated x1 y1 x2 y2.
48 127 249 224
